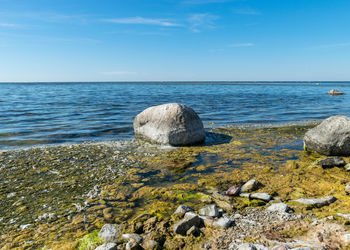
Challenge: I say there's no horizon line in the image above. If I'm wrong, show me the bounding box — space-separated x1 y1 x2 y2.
1 80 350 83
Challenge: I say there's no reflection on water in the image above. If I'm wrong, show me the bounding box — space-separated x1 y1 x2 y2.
0 82 350 149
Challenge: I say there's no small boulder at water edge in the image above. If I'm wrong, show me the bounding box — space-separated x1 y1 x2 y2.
304 116 350 156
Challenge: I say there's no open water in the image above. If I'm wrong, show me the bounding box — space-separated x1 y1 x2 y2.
0 82 350 149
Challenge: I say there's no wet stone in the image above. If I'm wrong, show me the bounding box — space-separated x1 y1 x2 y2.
199 204 219 217
173 212 203 236
317 157 346 168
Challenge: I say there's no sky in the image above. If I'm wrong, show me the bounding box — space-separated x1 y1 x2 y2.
0 0 350 82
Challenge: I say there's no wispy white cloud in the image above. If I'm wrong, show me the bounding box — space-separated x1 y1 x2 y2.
101 71 137 76
313 42 350 49
0 22 18 27
103 17 180 27
233 7 261 15
229 43 254 47
188 13 218 32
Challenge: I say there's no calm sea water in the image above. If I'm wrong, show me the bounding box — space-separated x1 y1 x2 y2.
0 82 350 149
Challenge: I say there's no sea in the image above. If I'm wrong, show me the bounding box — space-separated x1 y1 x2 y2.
0 81 350 150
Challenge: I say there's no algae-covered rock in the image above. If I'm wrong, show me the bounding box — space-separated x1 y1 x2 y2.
133 103 205 146
304 116 350 156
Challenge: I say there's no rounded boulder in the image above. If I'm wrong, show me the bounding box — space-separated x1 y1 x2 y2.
133 103 205 146
304 116 350 156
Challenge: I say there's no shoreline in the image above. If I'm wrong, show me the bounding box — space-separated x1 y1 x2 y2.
0 120 321 152
1 123 350 249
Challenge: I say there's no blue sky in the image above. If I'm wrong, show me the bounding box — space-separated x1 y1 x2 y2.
0 0 350 82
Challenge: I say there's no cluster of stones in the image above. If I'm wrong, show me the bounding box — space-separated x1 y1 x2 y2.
173 204 234 237
95 223 159 250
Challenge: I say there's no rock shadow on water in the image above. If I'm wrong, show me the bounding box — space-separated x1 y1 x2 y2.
204 131 233 146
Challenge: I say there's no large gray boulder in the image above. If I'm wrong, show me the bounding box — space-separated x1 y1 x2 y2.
133 103 205 146
304 116 350 156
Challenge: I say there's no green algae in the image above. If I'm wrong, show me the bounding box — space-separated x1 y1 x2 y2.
2 123 350 248
77 230 102 250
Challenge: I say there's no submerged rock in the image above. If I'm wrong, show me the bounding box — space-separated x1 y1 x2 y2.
133 103 205 146
304 116 350 156
292 196 336 208
173 212 203 235
317 156 346 168
328 89 344 96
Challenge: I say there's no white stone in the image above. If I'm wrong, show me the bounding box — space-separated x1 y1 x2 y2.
267 203 291 213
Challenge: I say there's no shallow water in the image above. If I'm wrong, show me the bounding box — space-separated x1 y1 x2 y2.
0 82 349 149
